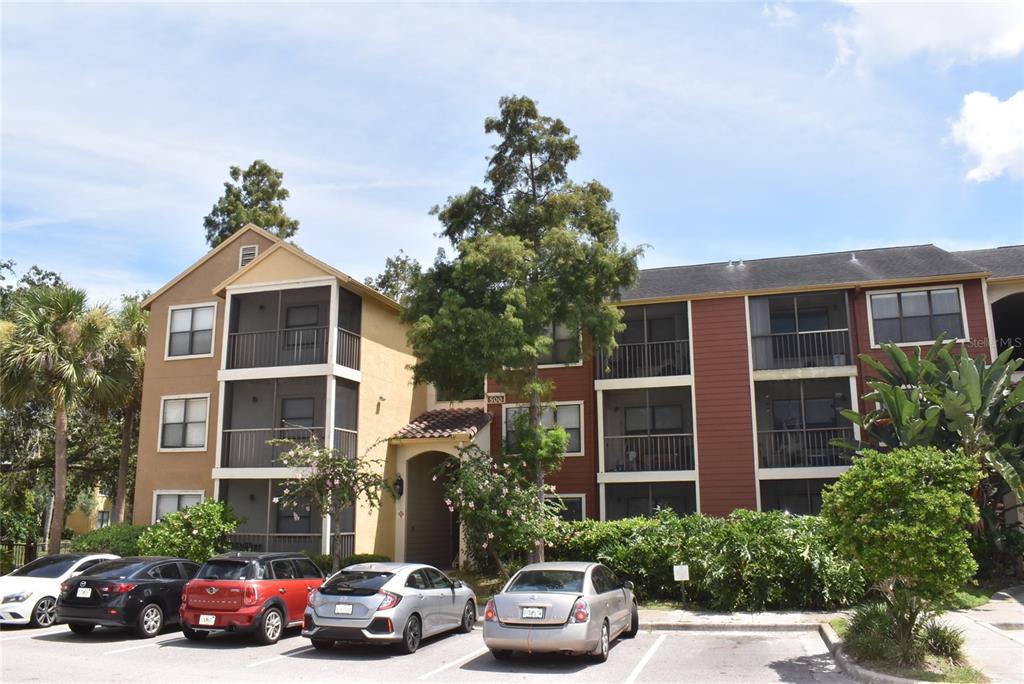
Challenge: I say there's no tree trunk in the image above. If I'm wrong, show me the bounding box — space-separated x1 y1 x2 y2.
111 407 135 524
330 496 343 574
528 360 545 564
49 404 68 554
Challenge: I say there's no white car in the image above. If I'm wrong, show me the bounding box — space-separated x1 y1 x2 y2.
0 553 117 627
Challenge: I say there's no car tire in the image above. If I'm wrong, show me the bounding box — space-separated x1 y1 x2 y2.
134 603 164 638
396 614 421 654
491 649 513 660
253 607 284 645
458 600 476 633
68 623 96 635
624 602 639 639
181 624 208 641
29 596 57 627
589 620 610 663
311 638 334 651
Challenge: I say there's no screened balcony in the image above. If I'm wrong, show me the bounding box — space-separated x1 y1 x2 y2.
602 387 695 472
221 378 358 468
754 379 853 468
598 303 690 380
226 286 361 370
749 292 851 371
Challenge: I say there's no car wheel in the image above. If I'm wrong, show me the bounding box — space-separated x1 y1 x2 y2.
491 649 513 660
181 624 208 641
29 596 57 627
311 638 334 651
68 623 96 635
254 607 284 645
590 620 610 663
134 603 164 638
396 614 421 654
624 601 639 638
458 600 476 633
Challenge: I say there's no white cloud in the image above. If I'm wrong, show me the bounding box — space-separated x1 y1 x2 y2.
831 2 1024 68
763 3 798 28
949 90 1024 182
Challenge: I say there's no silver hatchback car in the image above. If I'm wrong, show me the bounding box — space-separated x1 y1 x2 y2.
302 562 477 654
482 562 638 662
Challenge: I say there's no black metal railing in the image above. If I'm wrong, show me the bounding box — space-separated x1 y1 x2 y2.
603 434 695 472
757 427 854 468
227 532 355 556
598 340 690 379
336 327 361 370
226 326 329 369
221 427 325 468
333 428 358 457
751 329 852 371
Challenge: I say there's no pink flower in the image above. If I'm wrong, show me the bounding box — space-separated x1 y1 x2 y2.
468 501 475 509
272 497 280 504
487 532 494 539
482 542 488 549
431 475 437 482
293 512 300 522
448 506 454 512
192 529 198 535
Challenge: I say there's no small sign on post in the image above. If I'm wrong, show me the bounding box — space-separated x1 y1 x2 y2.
673 564 689 603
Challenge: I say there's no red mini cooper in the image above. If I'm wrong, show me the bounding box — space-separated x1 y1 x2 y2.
180 552 324 645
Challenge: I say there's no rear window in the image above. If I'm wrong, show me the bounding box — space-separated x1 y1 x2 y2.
320 571 393 596
506 570 584 594
196 560 261 580
84 560 151 579
9 555 78 578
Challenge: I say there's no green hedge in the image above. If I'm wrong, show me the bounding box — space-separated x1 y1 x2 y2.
69 524 147 557
546 509 864 611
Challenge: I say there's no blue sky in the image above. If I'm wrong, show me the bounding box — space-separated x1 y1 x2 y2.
2 2 1022 304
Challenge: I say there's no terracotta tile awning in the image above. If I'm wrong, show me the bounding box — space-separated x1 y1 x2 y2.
391 408 491 441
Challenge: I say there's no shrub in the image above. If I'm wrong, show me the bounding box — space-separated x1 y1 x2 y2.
70 523 147 556
304 552 391 575
137 500 237 562
922 619 965 664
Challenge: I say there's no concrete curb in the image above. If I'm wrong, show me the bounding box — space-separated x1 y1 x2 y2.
639 621 818 632
817 623 928 684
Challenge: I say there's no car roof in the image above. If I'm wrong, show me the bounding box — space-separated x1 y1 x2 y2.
97 556 182 563
516 561 595 573
208 551 306 561
344 562 427 572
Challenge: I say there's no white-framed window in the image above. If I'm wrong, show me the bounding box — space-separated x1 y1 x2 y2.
538 322 582 367
239 245 259 267
868 285 968 347
159 394 210 451
166 302 217 359
546 493 587 521
152 490 204 523
504 401 584 455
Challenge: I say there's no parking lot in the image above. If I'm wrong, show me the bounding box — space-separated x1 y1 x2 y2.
1 622 852 683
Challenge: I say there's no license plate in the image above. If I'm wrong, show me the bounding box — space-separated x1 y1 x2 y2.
198 614 216 626
76 587 91 598
334 603 353 615
521 607 543 619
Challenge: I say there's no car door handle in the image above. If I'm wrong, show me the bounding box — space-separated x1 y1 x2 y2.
306 586 314 592
279 588 287 594
417 593 425 600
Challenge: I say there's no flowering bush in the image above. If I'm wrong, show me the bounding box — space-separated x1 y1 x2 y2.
137 500 237 562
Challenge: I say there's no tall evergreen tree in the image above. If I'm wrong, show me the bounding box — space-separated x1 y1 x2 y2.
203 160 299 247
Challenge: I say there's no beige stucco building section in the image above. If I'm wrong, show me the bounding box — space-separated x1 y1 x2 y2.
224 245 332 287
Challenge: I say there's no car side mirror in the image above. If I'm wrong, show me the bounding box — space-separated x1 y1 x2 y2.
623 580 634 591
452 580 463 589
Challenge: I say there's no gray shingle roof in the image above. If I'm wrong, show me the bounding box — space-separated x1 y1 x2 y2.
622 244 990 301
391 408 491 441
955 246 1024 280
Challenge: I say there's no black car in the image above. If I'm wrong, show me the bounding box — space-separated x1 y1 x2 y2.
57 556 200 638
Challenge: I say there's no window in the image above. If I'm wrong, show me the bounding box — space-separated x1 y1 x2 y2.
96 510 110 528
423 567 452 589
870 288 964 344
591 566 614 594
150 562 182 580
406 570 429 590
271 559 297 580
160 397 208 449
182 562 200 579
293 558 323 579
505 403 582 454
548 494 585 521
538 322 577 365
153 491 203 522
167 305 215 357
239 245 259 267
286 304 319 329
281 397 315 428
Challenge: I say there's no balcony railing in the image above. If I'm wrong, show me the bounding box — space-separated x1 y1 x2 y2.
751 329 852 371
227 533 354 557
221 427 325 468
333 428 358 457
336 327 361 370
226 326 329 369
757 427 854 468
603 434 695 472
598 340 690 380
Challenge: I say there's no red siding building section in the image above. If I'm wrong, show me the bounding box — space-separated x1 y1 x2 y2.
691 297 758 515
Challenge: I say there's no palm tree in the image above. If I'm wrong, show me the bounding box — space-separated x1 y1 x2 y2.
107 296 148 524
0 286 123 553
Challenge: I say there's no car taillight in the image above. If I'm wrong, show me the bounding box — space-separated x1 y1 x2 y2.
243 584 259 607
60 582 72 593
98 582 137 594
484 599 497 622
569 597 589 624
307 589 318 608
376 591 401 611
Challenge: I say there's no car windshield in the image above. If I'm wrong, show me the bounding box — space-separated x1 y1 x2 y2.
320 571 393 595
196 560 252 580
506 570 584 593
83 560 151 579
9 555 79 578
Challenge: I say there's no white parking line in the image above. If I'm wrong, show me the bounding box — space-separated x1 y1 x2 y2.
103 635 182 655
623 633 666 684
417 645 489 680
248 645 313 667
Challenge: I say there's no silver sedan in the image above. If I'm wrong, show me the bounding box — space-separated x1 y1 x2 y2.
302 562 477 654
482 561 638 662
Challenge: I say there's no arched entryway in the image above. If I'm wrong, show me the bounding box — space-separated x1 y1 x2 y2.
403 451 458 568
992 292 1024 362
